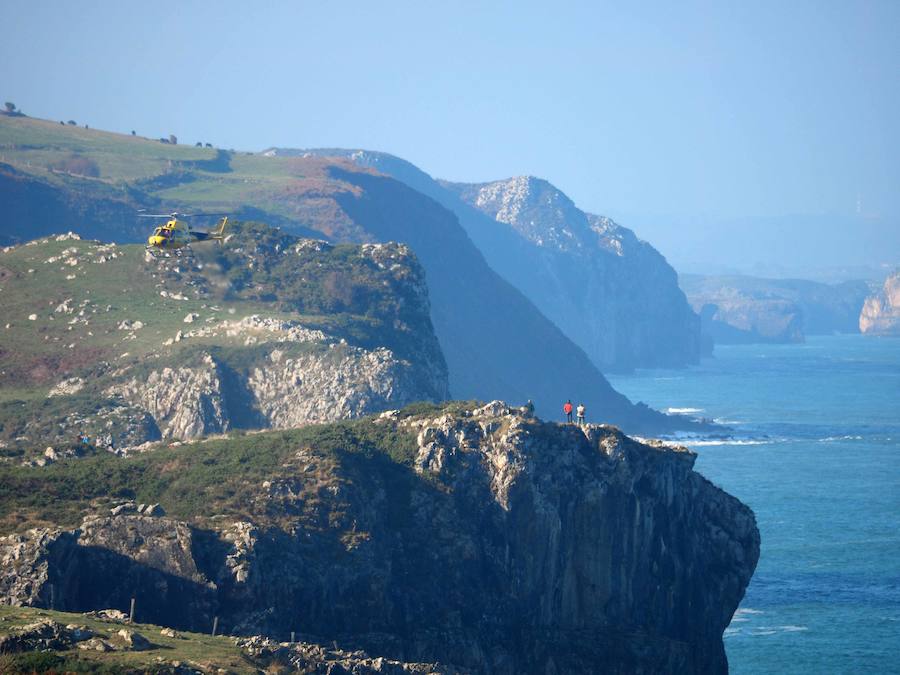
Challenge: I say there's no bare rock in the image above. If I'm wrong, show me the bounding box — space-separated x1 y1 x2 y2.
117 628 152 651
860 271 900 335
78 636 114 651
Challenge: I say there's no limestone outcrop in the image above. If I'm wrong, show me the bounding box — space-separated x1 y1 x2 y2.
107 337 440 443
442 176 702 370
0 403 758 674
860 271 900 335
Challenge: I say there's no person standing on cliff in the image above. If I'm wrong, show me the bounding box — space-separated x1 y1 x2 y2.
563 400 573 423
576 403 586 426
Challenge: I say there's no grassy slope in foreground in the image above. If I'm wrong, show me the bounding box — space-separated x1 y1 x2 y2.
0 604 253 674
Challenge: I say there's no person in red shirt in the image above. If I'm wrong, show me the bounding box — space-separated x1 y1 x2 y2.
563 400 573 423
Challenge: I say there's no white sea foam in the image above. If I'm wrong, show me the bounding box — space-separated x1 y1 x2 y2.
749 625 809 636
666 407 704 415
685 439 771 447
819 435 864 442
713 418 744 425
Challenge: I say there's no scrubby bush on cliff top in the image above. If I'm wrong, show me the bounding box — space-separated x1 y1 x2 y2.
0 402 455 533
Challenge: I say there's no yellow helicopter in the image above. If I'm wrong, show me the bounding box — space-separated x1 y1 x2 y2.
140 211 229 257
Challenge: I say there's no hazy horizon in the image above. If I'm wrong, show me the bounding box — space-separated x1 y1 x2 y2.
3 0 898 278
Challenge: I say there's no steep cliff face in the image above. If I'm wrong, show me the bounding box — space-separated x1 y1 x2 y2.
106 341 430 442
443 176 701 370
0 403 759 673
859 271 900 335
280 149 701 372
681 274 871 345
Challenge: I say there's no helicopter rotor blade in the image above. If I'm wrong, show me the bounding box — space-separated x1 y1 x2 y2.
137 211 227 218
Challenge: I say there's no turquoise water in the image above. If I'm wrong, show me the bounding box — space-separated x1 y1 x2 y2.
608 335 900 674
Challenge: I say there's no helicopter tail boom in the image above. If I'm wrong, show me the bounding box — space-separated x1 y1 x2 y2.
209 216 228 240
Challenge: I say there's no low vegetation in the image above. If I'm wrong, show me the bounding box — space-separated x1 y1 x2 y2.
0 225 444 457
0 406 438 533
0 604 254 674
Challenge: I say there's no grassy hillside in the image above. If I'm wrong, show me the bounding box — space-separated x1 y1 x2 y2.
0 604 252 674
0 114 356 222
0 407 436 533
0 224 447 459
0 113 692 435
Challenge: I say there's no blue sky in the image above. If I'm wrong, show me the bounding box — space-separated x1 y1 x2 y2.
2 1 898 271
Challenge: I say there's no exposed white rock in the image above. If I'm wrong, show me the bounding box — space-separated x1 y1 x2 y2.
109 352 229 439
247 345 422 428
860 271 900 335
48 377 85 397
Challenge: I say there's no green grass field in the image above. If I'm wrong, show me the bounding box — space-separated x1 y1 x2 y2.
0 236 289 395
0 114 337 214
0 604 255 674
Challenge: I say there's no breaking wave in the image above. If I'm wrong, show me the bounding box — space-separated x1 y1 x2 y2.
665 407 704 415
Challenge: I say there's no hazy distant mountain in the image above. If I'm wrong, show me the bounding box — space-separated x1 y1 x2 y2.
0 116 689 433
680 274 871 345
444 176 701 370
273 149 700 371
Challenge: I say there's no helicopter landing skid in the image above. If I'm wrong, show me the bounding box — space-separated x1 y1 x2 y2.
145 246 194 259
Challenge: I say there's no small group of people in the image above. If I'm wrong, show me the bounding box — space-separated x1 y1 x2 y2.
76 431 115 452
562 399 586 426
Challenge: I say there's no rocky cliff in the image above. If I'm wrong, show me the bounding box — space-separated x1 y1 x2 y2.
442 176 701 370
0 114 695 435
680 274 871 345
859 270 900 335
0 226 448 458
279 149 701 372
0 402 759 673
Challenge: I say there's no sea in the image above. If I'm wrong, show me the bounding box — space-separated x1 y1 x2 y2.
607 335 900 675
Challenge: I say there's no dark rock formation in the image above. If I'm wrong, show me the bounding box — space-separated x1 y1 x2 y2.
0 403 759 674
680 274 871 345
860 270 900 335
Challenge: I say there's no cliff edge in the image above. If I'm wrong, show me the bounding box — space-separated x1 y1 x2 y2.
0 402 759 674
